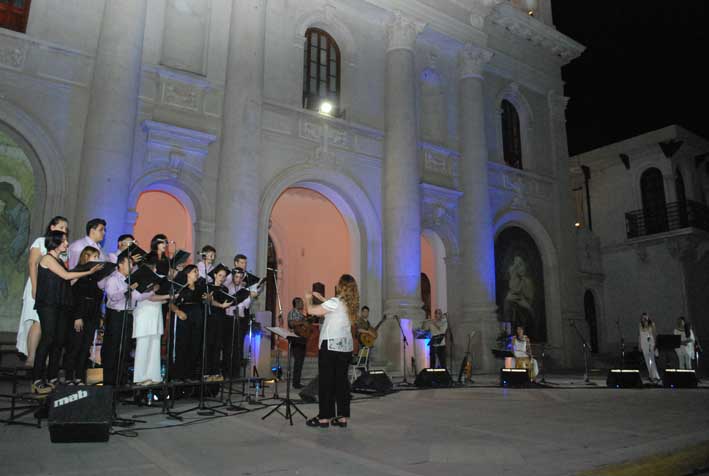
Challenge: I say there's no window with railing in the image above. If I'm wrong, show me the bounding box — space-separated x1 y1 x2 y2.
0 0 31 33
302 28 341 113
625 200 709 238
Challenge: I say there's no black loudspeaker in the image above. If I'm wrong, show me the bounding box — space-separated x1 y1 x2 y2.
606 369 643 388
48 386 113 443
415 368 452 388
663 369 698 388
299 376 319 403
352 370 394 394
500 368 529 387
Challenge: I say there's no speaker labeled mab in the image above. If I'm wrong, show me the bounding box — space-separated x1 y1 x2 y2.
415 368 452 388
352 370 394 395
606 369 643 388
663 369 698 388
48 386 113 443
500 368 528 387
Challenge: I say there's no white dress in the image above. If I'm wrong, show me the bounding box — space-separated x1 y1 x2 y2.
132 298 164 383
15 237 46 356
639 325 661 381
512 337 539 380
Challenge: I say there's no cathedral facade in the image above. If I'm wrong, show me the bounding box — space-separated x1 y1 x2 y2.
0 0 586 371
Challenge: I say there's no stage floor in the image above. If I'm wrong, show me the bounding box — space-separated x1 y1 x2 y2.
1 374 708 476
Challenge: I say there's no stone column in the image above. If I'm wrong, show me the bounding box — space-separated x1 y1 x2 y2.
75 0 147 248
214 0 266 265
457 44 498 372
382 12 425 369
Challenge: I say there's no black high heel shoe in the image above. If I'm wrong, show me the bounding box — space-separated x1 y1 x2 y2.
306 417 329 428
330 417 347 428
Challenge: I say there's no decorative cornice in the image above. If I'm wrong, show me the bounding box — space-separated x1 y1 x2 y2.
465 0 505 29
386 10 426 52
142 120 216 156
488 3 584 63
458 43 494 80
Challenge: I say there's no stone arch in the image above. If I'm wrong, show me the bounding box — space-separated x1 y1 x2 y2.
128 169 212 252
495 83 535 170
0 98 65 235
493 209 562 347
258 165 382 320
421 229 448 312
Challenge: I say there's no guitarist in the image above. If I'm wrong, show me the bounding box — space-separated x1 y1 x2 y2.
355 306 377 346
287 297 309 389
423 309 448 369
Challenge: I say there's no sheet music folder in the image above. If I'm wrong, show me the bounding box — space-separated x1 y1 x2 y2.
71 261 116 282
116 243 147 263
170 249 191 268
126 266 164 293
265 327 298 339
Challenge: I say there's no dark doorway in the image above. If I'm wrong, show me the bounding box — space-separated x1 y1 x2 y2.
584 290 599 353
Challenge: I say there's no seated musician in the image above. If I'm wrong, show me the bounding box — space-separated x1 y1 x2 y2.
287 297 308 389
356 306 376 346
512 325 539 381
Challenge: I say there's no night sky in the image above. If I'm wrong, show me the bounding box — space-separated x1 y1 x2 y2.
551 1 709 156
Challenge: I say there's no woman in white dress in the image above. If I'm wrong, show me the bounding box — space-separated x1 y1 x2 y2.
16 216 68 366
132 259 171 385
639 313 661 383
673 317 695 370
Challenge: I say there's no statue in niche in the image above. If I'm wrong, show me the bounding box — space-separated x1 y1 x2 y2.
0 181 30 298
503 255 535 333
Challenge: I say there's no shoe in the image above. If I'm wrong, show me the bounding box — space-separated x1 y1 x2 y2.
211 375 224 382
306 417 329 428
32 380 52 395
293 383 303 389
330 417 348 428
138 380 154 386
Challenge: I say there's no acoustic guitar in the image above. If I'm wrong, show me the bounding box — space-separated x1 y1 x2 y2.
358 315 388 348
457 331 476 384
291 315 318 339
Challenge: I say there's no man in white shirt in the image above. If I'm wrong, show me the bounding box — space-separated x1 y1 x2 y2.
67 218 107 269
223 267 255 377
107 234 136 264
197 245 217 282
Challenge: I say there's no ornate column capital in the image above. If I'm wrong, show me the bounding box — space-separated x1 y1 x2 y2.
386 11 425 53
458 43 493 80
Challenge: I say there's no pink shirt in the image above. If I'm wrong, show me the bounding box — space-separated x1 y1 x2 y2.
104 270 152 311
68 236 107 270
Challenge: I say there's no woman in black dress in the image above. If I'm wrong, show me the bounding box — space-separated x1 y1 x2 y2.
32 232 101 394
169 265 206 382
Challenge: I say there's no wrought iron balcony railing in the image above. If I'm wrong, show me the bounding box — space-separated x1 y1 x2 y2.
625 200 709 239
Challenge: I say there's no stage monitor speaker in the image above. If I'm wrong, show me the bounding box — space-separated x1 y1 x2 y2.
415 368 452 388
606 369 643 388
352 370 394 394
299 376 319 403
500 368 529 387
48 386 113 443
663 369 698 388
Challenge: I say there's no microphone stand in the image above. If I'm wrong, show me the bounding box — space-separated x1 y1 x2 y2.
268 267 284 399
616 318 625 375
394 316 413 386
570 320 592 384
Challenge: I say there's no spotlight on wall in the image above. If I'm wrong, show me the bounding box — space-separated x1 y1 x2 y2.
528 10 535 16
319 101 333 115
574 222 581 228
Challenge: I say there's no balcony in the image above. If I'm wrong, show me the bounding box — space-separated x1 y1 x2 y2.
625 200 709 239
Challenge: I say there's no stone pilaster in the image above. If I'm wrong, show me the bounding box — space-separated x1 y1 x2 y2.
457 43 498 372
214 0 266 266
75 0 147 247
382 12 425 369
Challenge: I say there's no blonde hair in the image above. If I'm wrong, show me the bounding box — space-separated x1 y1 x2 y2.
78 246 100 265
336 274 360 323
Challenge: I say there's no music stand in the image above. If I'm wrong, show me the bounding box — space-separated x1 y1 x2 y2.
261 327 307 425
570 321 593 384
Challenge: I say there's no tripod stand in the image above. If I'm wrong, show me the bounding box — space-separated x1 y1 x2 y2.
393 316 413 386
262 330 306 425
570 320 592 384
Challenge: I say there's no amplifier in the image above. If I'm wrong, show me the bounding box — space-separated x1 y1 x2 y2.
663 369 698 388
415 368 452 388
606 369 643 388
500 368 529 387
352 370 394 394
48 386 113 443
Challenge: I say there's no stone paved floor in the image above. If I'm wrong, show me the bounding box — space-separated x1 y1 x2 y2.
1 374 708 476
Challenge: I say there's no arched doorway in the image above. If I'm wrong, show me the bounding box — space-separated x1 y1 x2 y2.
0 127 35 331
269 187 351 356
494 226 547 342
584 290 599 353
133 190 193 259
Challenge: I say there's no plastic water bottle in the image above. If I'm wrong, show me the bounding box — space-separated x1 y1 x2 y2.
147 389 153 406
160 364 166 382
255 381 261 397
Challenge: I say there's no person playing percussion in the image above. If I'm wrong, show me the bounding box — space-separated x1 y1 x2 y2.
512 325 538 382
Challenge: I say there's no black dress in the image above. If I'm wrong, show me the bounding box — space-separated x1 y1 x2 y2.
33 255 73 382
171 284 205 380
64 273 103 381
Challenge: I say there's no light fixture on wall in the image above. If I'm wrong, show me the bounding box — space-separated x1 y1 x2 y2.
319 101 333 115
574 222 581 228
